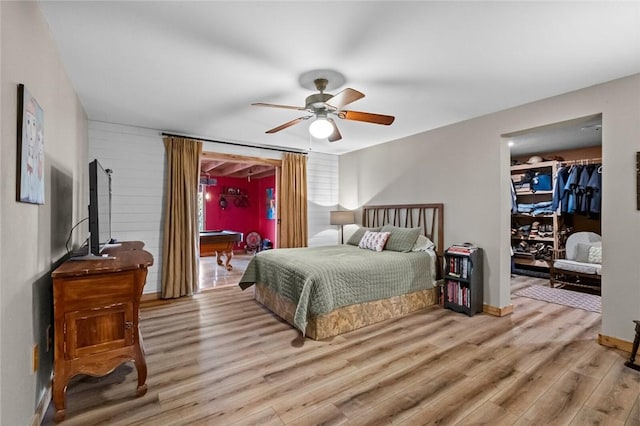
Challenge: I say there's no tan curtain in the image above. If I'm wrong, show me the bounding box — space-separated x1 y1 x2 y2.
161 137 202 298
279 152 308 248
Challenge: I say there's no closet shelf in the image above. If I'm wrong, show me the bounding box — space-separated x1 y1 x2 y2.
511 160 559 273
510 160 557 171
512 236 554 242
514 258 551 268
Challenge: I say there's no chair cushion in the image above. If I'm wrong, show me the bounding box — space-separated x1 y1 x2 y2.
588 246 602 264
554 259 602 276
575 243 597 262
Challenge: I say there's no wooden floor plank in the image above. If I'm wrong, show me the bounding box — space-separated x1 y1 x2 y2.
226 407 284 426
284 403 348 426
570 406 626 426
516 371 600 425
584 361 640 422
397 364 519 425
457 400 520 425
625 395 640 426
42 275 640 426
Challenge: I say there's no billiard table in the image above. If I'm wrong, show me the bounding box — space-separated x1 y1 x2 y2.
199 231 243 271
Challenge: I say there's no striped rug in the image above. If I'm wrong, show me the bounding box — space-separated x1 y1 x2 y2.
515 284 601 313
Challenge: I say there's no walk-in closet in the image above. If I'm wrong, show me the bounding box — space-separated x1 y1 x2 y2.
507 115 603 295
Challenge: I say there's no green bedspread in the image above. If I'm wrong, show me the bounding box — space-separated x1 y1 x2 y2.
239 245 435 333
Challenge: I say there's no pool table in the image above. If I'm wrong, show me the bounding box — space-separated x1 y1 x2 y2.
199 231 243 271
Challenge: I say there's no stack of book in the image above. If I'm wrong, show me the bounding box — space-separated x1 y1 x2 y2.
446 243 479 255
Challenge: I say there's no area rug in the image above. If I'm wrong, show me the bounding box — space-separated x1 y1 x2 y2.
515 285 601 313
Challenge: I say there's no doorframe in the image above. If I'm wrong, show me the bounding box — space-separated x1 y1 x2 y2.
502 113 603 311
200 151 282 248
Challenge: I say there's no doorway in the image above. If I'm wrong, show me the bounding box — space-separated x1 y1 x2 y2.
198 152 281 290
505 114 603 302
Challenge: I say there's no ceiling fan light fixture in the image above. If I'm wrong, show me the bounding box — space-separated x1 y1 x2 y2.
309 117 334 139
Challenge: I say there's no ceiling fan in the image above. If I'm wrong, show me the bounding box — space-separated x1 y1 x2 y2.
252 78 395 142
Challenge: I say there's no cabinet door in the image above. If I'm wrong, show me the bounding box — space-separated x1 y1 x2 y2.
65 302 134 359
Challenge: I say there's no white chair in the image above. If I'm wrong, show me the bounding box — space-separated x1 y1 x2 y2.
550 231 601 293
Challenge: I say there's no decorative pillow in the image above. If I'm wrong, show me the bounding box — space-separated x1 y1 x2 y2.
358 231 390 252
380 226 422 252
412 235 435 252
346 226 381 246
588 245 602 264
575 243 594 263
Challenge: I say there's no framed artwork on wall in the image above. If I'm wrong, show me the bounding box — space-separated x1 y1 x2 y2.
16 84 45 204
266 187 275 219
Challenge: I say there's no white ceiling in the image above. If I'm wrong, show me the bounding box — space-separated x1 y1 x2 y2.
38 1 640 156
506 114 603 158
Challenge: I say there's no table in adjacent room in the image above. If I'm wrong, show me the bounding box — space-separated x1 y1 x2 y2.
199 230 243 271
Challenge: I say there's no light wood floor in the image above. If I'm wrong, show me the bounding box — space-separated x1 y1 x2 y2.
44 276 640 425
198 253 253 290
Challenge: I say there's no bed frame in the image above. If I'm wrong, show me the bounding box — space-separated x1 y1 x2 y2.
254 203 444 340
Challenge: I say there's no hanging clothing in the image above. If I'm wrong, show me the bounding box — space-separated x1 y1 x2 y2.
555 162 602 216
586 165 602 215
552 166 570 214
577 165 593 214
564 165 582 214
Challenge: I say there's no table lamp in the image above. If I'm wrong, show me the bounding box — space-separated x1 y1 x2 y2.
330 210 355 244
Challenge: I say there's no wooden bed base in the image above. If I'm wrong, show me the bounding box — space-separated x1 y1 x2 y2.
254 203 444 340
255 283 438 340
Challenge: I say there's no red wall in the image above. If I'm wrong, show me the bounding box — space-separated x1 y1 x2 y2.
203 175 276 250
258 176 276 246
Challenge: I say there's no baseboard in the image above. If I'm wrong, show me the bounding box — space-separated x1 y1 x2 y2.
598 333 633 354
483 304 514 317
31 381 52 426
141 292 161 303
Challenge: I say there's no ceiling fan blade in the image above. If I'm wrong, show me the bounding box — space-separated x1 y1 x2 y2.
327 118 342 142
265 116 310 134
252 102 306 111
326 88 365 109
339 110 395 125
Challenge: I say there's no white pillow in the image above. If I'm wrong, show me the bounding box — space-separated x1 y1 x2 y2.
358 231 391 252
412 234 435 252
575 242 601 263
588 245 602 264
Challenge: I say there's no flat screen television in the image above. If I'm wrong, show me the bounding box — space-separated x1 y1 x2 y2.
88 159 112 256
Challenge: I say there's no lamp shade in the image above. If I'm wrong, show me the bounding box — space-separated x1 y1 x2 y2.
309 118 334 139
330 210 355 225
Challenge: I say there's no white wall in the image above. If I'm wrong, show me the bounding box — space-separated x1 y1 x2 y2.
0 2 88 424
0 4 4 422
89 122 165 294
307 151 340 246
89 122 339 294
340 73 640 343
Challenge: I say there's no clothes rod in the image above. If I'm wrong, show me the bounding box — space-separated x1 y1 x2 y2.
560 157 602 165
161 132 308 155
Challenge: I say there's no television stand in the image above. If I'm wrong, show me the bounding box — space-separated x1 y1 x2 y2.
51 241 153 422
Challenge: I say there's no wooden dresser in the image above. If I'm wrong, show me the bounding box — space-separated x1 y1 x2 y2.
51 241 153 422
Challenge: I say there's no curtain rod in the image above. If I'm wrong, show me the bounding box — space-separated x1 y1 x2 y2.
161 132 308 155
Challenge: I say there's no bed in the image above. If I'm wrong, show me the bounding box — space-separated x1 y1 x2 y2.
239 203 444 340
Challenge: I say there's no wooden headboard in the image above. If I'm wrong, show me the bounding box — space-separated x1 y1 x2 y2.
362 203 444 256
